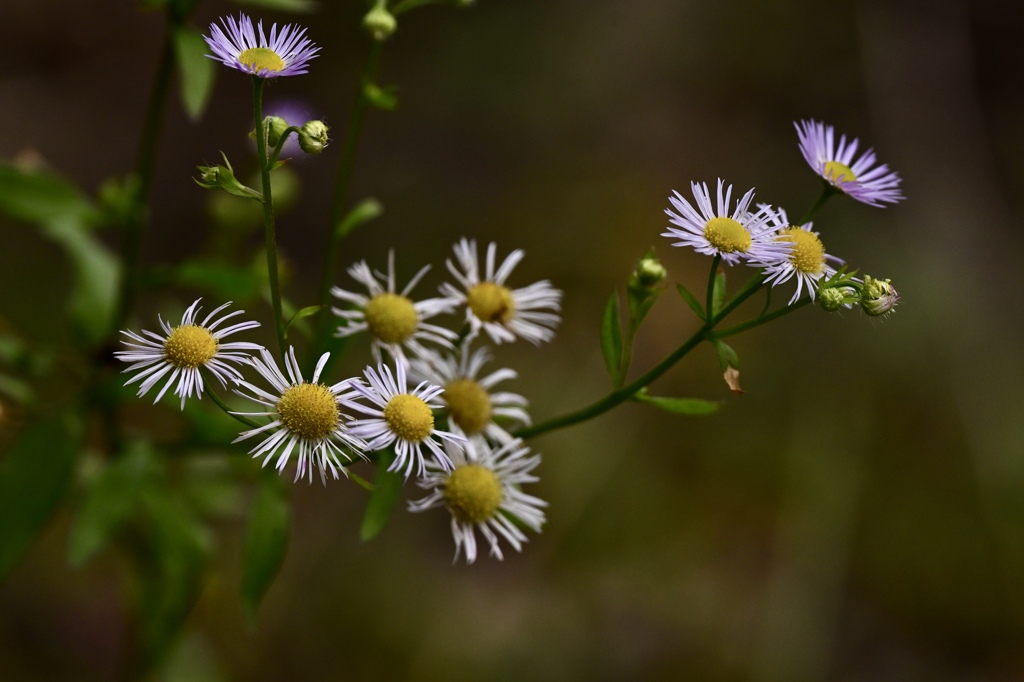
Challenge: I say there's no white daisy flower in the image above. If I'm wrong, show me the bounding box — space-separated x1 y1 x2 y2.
752 206 839 304
115 299 262 409
232 347 365 484
440 239 562 345
409 343 530 446
343 361 464 479
795 119 904 207
331 250 458 367
204 13 320 79
409 438 547 564
662 179 791 266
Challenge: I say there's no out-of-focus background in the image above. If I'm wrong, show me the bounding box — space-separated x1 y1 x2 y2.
3 0 1024 679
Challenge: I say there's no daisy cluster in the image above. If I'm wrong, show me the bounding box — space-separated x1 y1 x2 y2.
663 119 903 310
116 237 557 564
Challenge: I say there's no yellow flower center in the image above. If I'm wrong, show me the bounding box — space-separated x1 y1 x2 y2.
363 293 419 344
444 464 503 524
824 161 856 183
163 325 218 369
238 47 285 74
467 282 515 324
703 217 752 253
777 227 826 275
444 379 492 435
277 383 339 440
383 394 434 442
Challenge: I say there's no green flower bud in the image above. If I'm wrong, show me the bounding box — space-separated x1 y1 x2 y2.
363 5 397 41
298 120 330 155
195 153 262 201
860 276 899 317
634 256 667 289
818 286 849 312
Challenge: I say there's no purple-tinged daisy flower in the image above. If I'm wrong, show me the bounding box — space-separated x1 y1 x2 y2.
751 206 840 305
795 120 904 207
439 239 562 346
342 361 464 479
204 13 319 78
232 347 366 484
662 179 791 266
115 299 262 409
409 438 547 564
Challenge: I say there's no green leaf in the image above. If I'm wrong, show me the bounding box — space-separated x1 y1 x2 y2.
712 338 739 372
173 26 216 121
600 292 623 383
68 442 157 567
676 283 705 320
712 269 727 317
337 197 384 239
228 0 318 12
0 163 100 227
360 450 402 541
0 372 33 404
635 392 722 416
166 260 263 300
284 305 323 336
42 219 120 345
0 412 80 579
242 474 290 621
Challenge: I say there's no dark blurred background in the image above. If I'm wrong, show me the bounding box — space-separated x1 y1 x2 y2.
3 0 1024 679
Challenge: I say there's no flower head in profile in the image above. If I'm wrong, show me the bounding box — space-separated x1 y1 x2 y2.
115 299 261 409
342 361 464 479
440 239 562 345
232 347 365 484
409 343 530 446
409 438 547 564
662 179 791 266
753 206 839 304
332 250 458 367
204 13 319 78
795 119 903 207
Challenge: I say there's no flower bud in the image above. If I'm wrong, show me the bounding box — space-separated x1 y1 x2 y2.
818 286 849 312
860 276 899 317
265 116 290 148
298 120 330 155
628 254 667 297
363 5 397 41
195 153 262 201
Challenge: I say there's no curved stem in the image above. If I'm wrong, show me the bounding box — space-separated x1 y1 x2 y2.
515 275 767 441
312 39 385 356
267 125 301 168
714 296 811 338
799 182 839 225
203 377 262 430
114 28 176 332
252 76 287 361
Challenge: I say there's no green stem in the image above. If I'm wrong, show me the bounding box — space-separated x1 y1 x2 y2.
312 39 385 357
715 296 811 338
252 76 288 361
515 275 766 440
798 182 839 225
114 27 176 331
705 254 721 321
267 125 301 168
203 375 262 430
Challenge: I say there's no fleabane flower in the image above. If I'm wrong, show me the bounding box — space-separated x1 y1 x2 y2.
409 344 530 446
115 299 262 409
440 239 562 345
409 438 547 564
204 13 319 78
331 250 458 366
343 362 464 479
232 347 365 484
662 179 791 266
753 206 839 304
795 119 904 207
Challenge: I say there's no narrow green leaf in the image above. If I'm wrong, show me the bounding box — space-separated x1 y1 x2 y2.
228 0 318 12
284 305 323 335
712 338 740 372
712 270 727 316
0 412 80 579
600 292 623 382
337 197 384 239
0 163 100 227
635 392 722 416
676 283 705 320
242 474 290 620
68 442 157 566
360 450 402 541
173 26 216 121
